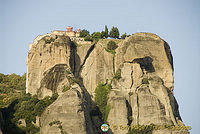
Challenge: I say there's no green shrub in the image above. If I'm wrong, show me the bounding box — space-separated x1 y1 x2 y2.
105 48 116 55
62 85 70 92
80 29 90 37
91 32 102 39
44 37 55 44
104 103 111 121
84 35 93 41
49 120 66 134
94 83 111 121
142 78 149 84
113 69 121 80
107 40 118 50
121 33 127 39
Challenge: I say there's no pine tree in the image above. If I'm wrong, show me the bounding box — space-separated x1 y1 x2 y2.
109 26 119 39
105 25 109 38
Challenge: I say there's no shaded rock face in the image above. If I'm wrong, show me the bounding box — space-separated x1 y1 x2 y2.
37 64 69 99
26 32 187 134
0 111 3 134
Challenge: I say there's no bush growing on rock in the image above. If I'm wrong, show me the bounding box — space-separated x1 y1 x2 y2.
94 83 111 121
80 29 90 37
107 40 118 51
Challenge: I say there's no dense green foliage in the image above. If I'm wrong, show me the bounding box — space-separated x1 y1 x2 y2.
107 40 118 50
0 73 26 93
80 29 90 37
44 37 55 44
94 83 111 121
91 32 102 39
105 40 118 55
0 73 58 134
109 26 120 39
84 35 93 42
0 73 26 108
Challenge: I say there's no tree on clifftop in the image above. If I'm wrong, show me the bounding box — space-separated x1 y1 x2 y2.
121 33 127 39
109 26 119 39
105 25 109 38
91 32 102 39
80 29 90 37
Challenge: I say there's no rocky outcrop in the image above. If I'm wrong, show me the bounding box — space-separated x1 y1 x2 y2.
80 41 115 97
40 84 94 134
26 35 72 95
115 33 174 91
26 32 188 134
106 33 187 134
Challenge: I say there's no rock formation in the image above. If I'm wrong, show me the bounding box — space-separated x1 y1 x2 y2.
26 32 189 134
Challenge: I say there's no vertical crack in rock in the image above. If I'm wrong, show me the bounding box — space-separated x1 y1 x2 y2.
78 43 95 76
68 42 106 133
113 56 115 75
136 93 139 125
125 100 132 126
130 65 134 89
76 89 95 134
69 41 77 76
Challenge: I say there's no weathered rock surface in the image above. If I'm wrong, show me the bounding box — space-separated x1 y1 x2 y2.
26 32 188 134
26 35 72 95
106 33 187 134
115 33 174 91
80 40 115 97
37 64 70 99
40 84 94 134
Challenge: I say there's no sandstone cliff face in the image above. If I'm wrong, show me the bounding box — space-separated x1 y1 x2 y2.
26 35 72 96
26 32 188 134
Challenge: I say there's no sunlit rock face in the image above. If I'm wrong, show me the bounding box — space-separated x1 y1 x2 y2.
26 32 188 134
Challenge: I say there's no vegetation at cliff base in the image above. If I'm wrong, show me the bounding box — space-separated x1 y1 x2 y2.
0 73 58 134
0 73 26 108
94 82 111 121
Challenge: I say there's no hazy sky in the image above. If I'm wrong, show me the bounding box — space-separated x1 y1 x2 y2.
1 0 200 133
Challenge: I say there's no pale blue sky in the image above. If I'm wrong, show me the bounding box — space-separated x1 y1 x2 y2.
1 0 200 133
